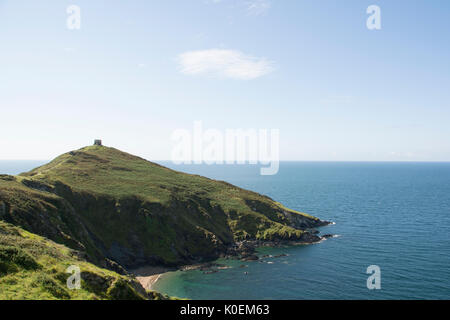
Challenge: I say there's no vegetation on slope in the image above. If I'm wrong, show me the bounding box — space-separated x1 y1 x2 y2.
0 220 169 300
1 145 327 274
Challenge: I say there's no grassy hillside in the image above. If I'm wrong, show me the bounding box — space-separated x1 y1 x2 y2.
1 145 328 272
0 220 169 300
21 146 317 221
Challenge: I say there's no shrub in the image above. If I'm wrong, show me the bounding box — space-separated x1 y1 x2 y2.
33 274 70 299
0 245 40 273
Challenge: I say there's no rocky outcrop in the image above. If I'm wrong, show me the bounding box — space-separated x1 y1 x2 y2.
0 146 332 276
0 180 329 272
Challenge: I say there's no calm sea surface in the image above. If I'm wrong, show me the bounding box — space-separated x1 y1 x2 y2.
2 161 450 299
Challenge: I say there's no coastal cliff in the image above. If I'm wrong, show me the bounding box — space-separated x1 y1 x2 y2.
0 145 330 299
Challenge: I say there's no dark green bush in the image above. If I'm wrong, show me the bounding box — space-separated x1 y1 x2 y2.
0 245 41 272
34 274 70 299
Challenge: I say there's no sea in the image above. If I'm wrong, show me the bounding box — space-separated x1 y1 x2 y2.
2 161 450 300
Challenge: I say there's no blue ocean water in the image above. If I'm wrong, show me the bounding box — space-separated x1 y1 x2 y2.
156 162 450 300
0 161 46 175
1 161 449 299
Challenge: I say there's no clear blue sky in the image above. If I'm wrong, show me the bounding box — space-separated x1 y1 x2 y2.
1 0 449 161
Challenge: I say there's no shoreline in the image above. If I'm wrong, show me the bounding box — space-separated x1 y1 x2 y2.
132 226 336 292
132 262 229 291
132 266 174 291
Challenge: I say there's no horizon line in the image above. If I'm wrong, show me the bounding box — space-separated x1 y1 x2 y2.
1 159 450 164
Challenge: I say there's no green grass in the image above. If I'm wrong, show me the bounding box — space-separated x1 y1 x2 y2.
0 221 172 300
20 147 310 216
1 145 324 270
20 145 318 227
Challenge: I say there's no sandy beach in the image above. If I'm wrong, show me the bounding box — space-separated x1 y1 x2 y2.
132 263 229 291
132 266 172 291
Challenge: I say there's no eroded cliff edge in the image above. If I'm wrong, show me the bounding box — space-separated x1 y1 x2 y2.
0 145 330 273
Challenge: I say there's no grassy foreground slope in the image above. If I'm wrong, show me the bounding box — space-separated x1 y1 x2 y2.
0 221 169 300
1 145 327 270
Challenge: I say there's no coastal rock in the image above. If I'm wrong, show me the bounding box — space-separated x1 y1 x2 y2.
203 270 219 274
0 145 330 276
300 232 322 243
241 254 259 261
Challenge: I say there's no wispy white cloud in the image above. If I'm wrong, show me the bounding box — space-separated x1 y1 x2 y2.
204 0 271 16
203 0 224 4
245 0 271 16
178 49 274 80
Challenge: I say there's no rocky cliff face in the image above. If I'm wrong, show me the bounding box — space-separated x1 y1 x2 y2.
0 146 330 273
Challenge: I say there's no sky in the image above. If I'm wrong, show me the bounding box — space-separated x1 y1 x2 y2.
0 0 449 161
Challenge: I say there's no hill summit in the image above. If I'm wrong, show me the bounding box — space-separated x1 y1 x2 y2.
1 145 330 272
